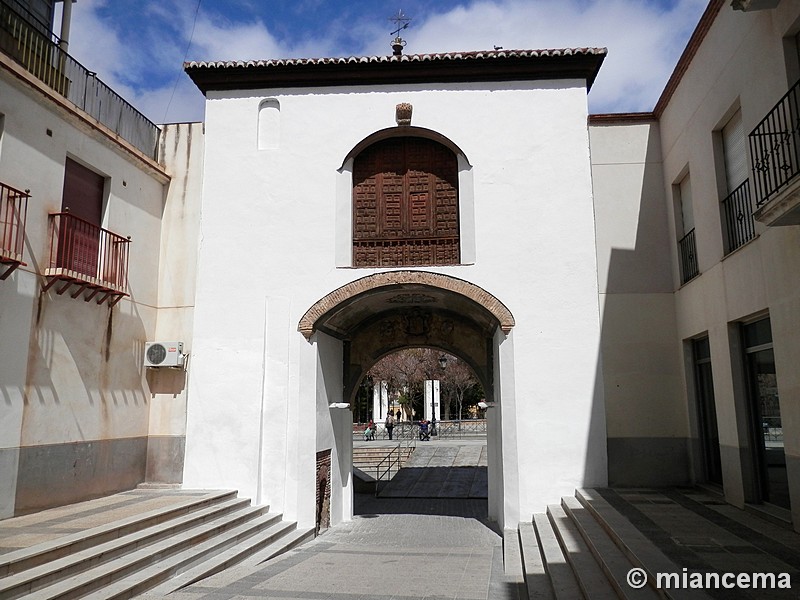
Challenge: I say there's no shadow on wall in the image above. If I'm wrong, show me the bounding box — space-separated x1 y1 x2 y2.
586 123 691 487
13 285 152 514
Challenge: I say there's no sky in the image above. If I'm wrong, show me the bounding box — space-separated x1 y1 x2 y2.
55 0 710 125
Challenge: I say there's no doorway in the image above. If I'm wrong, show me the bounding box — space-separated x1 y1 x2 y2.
744 318 788 509
693 337 722 485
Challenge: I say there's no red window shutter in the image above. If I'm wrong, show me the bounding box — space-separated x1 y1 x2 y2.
58 158 104 277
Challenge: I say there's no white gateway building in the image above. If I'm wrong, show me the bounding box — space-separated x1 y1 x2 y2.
2 0 800 536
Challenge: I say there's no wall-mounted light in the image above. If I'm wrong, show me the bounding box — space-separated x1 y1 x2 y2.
438 355 448 369
477 401 496 410
329 402 350 409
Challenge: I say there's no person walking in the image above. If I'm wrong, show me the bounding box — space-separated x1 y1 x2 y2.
385 413 395 440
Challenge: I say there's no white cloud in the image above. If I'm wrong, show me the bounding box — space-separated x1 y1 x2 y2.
391 0 708 113
60 0 708 124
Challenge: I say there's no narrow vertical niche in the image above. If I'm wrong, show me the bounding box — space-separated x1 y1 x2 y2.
258 99 280 150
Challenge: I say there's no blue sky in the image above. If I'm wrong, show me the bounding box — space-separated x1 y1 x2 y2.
57 0 709 124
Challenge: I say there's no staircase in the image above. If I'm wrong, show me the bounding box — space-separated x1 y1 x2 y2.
0 490 314 600
352 444 414 479
519 488 712 600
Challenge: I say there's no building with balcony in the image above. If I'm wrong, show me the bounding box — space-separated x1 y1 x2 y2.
0 0 201 517
592 0 800 527
3 0 800 539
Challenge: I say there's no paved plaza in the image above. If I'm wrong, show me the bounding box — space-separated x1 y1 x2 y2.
378 439 488 499
140 440 515 600
150 507 520 600
5 441 800 598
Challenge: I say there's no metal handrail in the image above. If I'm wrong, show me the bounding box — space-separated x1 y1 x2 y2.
722 179 755 254
354 419 488 441
749 78 800 207
374 438 416 496
0 180 28 263
47 212 130 290
678 228 698 284
0 0 160 158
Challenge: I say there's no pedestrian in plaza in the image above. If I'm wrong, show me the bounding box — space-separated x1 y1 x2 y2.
419 419 430 441
367 419 376 441
385 413 395 440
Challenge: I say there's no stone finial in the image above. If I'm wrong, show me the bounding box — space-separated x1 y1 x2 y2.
395 103 413 126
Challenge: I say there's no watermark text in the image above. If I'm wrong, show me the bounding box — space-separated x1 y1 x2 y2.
626 567 791 590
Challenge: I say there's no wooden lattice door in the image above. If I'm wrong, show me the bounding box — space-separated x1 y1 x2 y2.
353 137 459 267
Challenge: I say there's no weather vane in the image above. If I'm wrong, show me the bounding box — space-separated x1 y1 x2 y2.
389 10 411 56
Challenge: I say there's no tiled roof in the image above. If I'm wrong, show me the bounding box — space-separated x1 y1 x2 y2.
184 48 607 71
184 48 607 93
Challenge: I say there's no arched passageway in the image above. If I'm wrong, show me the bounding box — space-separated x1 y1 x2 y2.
299 270 515 526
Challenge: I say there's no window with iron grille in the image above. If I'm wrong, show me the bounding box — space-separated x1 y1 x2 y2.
352 137 459 267
675 174 698 284
720 109 755 253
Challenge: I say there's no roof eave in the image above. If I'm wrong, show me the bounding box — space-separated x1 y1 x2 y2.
185 52 606 94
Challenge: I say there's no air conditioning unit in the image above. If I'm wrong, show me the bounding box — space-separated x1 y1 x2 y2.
144 341 185 368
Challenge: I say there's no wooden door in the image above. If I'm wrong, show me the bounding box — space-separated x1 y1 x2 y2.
353 137 459 267
59 158 103 277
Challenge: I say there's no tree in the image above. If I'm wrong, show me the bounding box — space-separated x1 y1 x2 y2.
367 349 480 421
441 357 478 420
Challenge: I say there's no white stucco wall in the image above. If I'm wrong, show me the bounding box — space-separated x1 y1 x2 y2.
0 61 170 515
589 121 687 485
184 78 606 527
657 3 800 520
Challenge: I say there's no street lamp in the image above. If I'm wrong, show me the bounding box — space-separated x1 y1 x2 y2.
432 354 448 435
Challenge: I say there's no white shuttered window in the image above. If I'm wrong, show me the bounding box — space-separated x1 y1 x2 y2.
722 109 747 193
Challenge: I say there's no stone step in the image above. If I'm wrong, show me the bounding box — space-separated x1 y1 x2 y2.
561 496 659 600
546 504 618 600
575 489 712 600
0 496 251 599
532 513 583 599
517 521 554 600
237 525 316 567
143 520 310 595
22 505 274 600
0 490 238 578
76 511 287 600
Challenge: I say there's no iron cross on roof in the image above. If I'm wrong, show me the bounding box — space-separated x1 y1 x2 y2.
389 10 411 37
389 10 411 56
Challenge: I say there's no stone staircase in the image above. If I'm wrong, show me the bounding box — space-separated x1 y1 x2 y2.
352 444 413 479
518 488 712 600
0 490 314 600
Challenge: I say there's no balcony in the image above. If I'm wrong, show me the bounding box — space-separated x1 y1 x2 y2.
353 237 460 267
678 228 699 285
722 179 756 254
0 0 160 159
749 78 800 226
43 212 130 306
0 181 28 279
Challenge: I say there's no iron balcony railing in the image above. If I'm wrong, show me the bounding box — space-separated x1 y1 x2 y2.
749 78 800 207
0 0 160 159
0 181 28 279
722 179 756 254
46 212 130 299
678 228 699 284
354 419 488 441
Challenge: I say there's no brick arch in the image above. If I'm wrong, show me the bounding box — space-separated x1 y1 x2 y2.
340 126 471 169
298 270 515 338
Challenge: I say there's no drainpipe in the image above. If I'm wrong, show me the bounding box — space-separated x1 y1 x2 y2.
59 0 74 53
